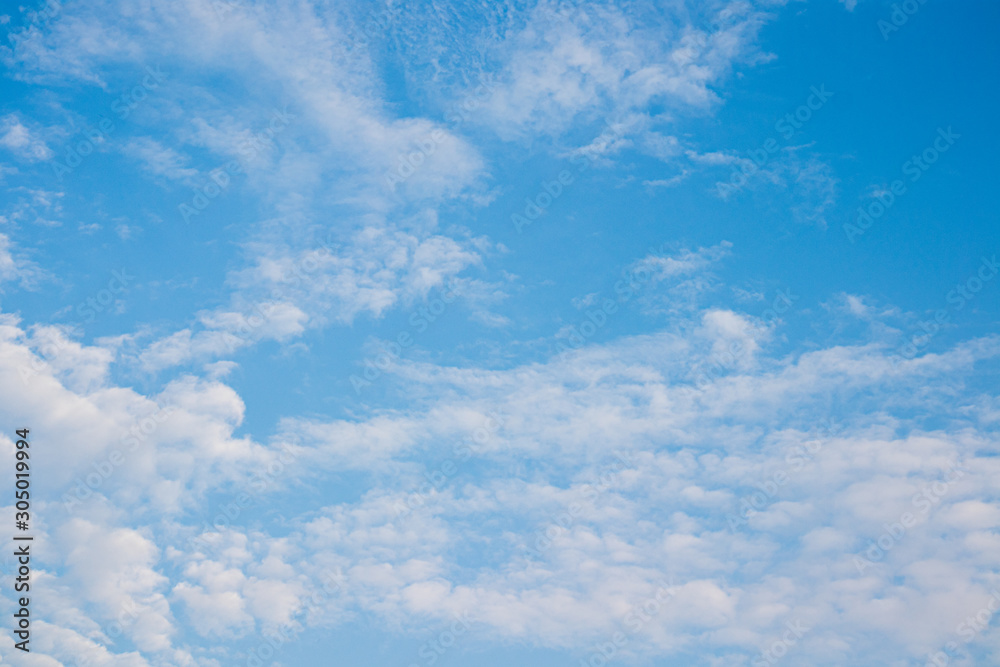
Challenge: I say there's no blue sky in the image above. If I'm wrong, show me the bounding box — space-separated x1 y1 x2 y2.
0 0 999 665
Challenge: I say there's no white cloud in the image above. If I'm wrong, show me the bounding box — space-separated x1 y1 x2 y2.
29 621 153 666
0 0 502 383
56 520 175 652
132 224 486 372
480 2 774 141
0 233 45 289
0 267 998 664
0 3 992 666
0 113 53 160
173 568 254 639
123 137 199 182
705 147 839 227
264 330 1000 663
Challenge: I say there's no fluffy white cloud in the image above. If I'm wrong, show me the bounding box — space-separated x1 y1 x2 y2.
480 1 775 140
0 233 46 290
1 260 999 664
0 113 53 161
123 138 199 183
0 2 990 666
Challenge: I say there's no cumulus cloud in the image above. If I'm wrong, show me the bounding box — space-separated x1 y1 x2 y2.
0 2 989 666
480 2 775 140
0 113 53 160
0 233 46 289
0 237 998 664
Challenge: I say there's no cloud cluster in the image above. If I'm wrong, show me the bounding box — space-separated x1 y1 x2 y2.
0 1 991 666
3 241 998 663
